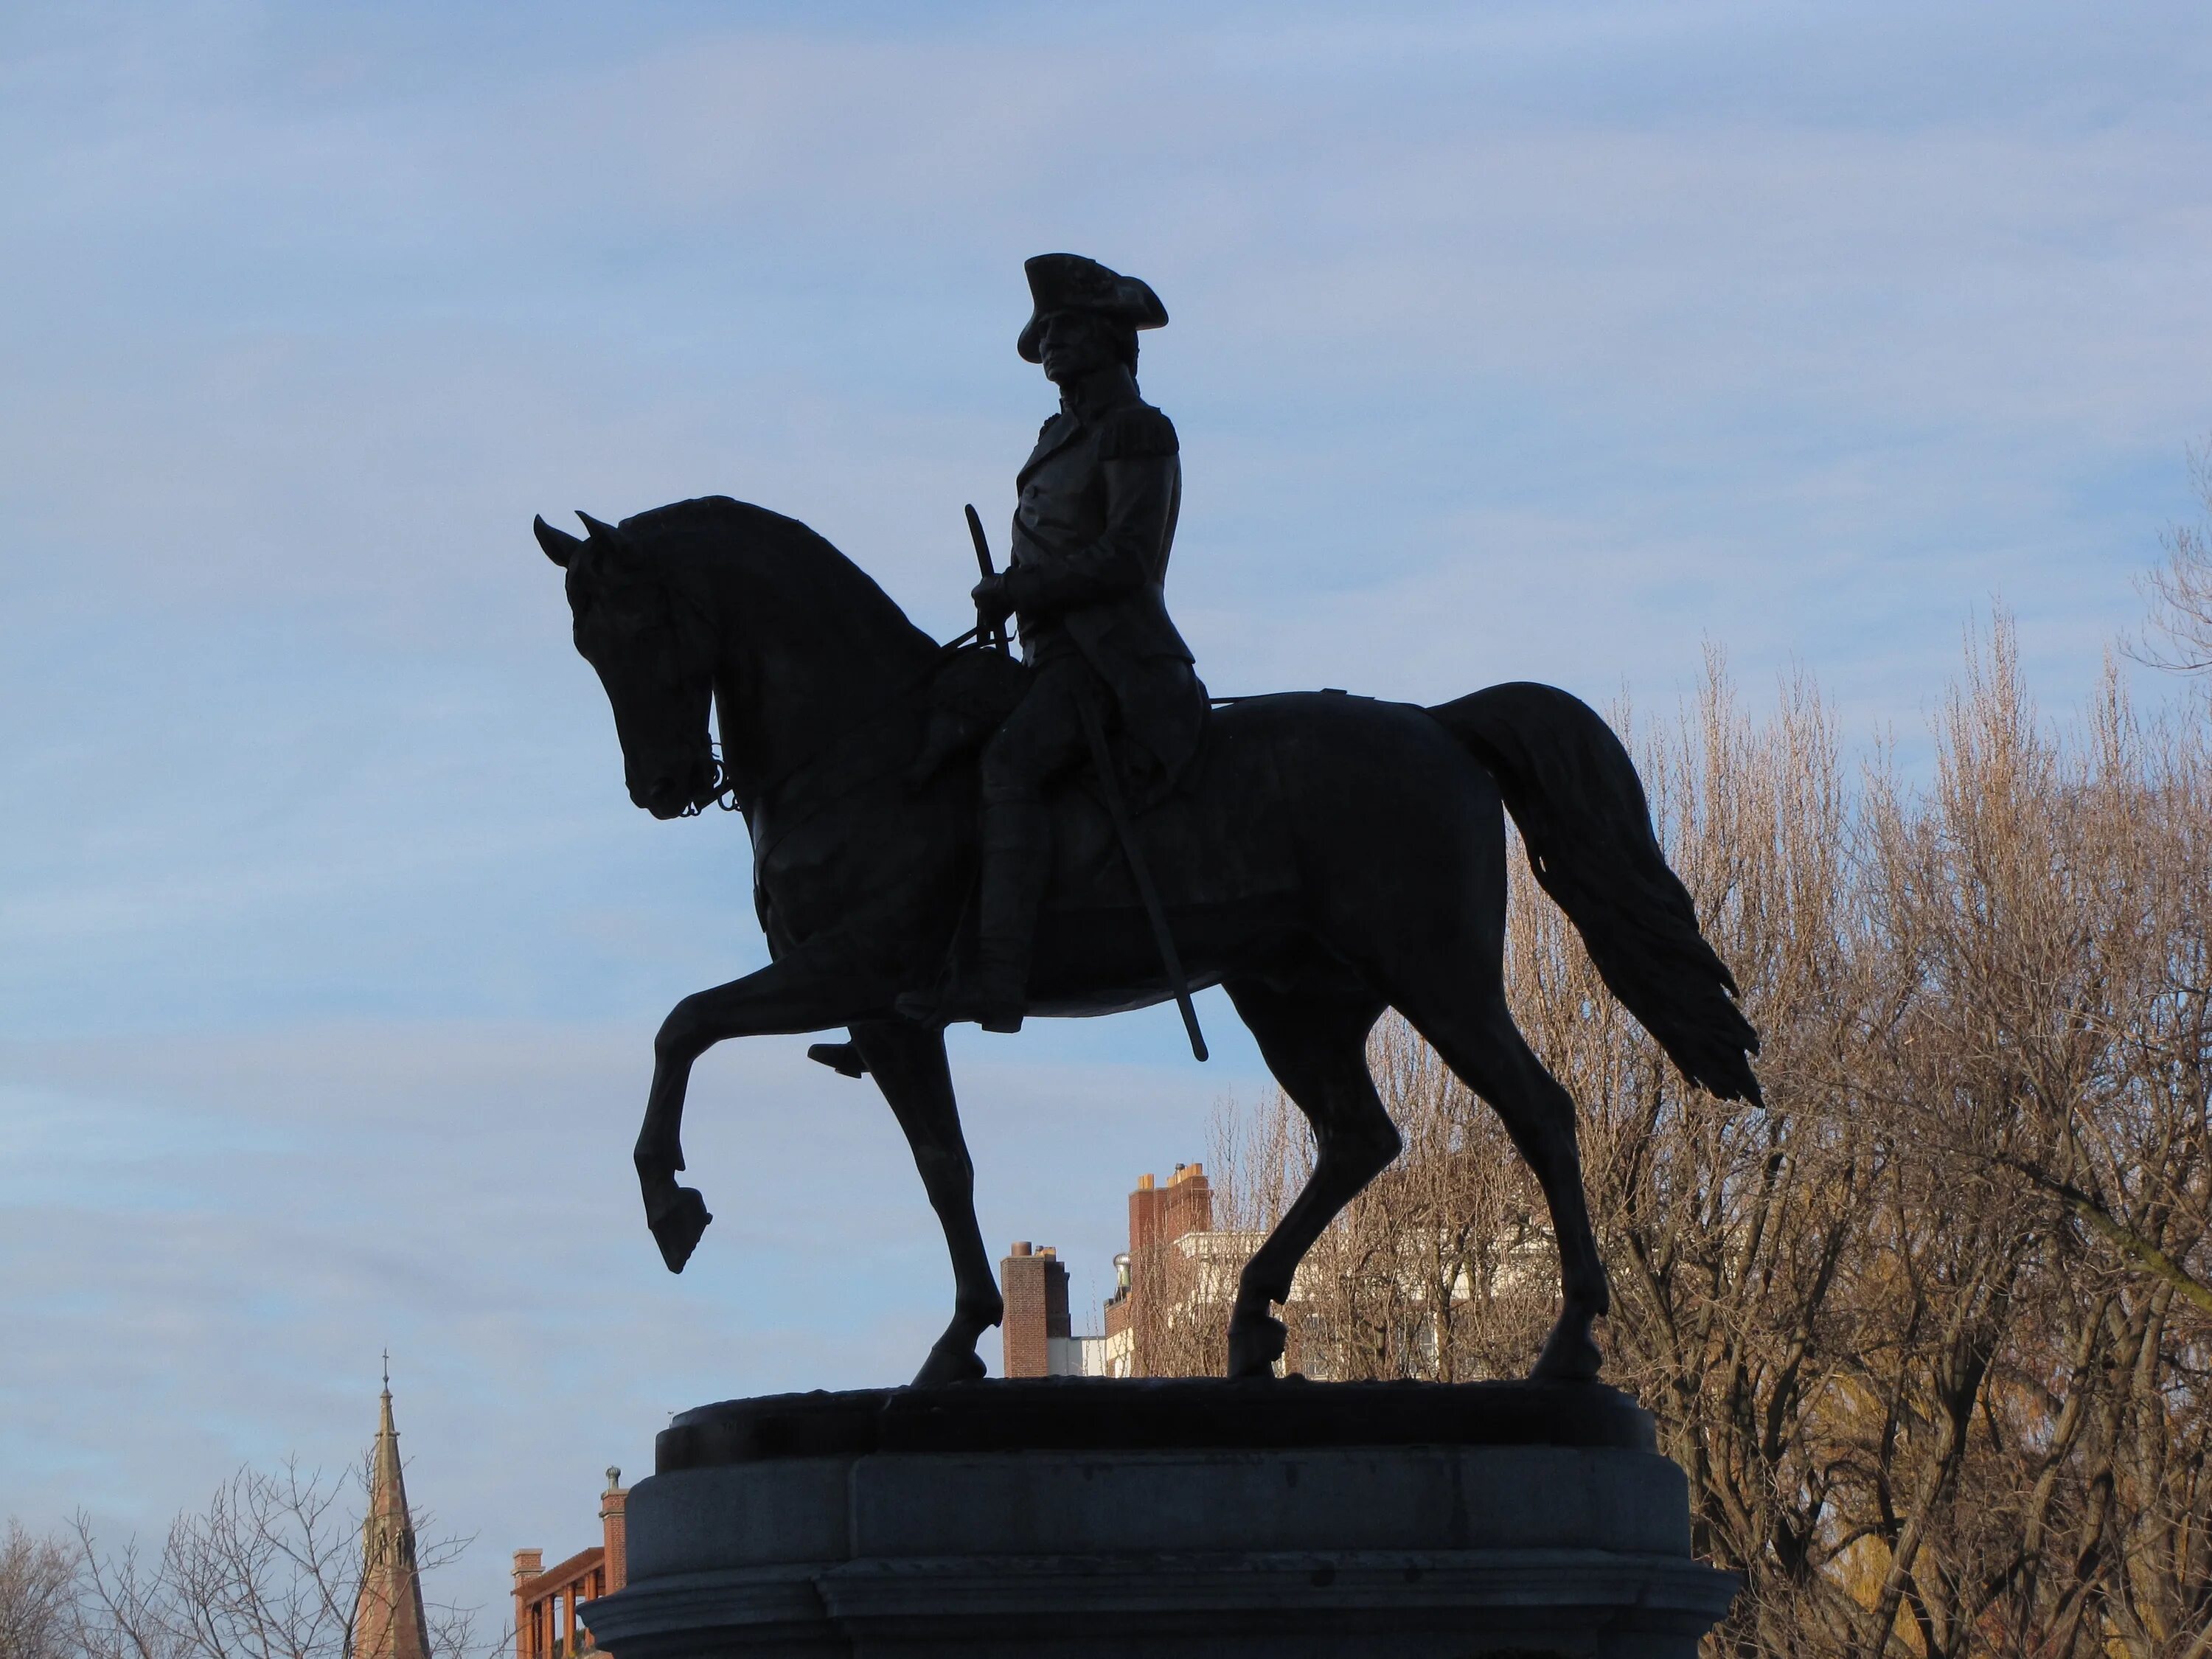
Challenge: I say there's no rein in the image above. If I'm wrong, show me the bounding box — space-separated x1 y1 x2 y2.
679 636 1264 819
684 625 984 818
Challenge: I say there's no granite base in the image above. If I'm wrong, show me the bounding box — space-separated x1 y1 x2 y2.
582 1380 1736 1658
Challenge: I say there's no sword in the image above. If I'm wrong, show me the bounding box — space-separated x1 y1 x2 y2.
1075 691 1209 1064
964 504 1007 653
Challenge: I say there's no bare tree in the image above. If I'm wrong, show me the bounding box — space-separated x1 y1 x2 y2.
72 1460 481 1659
1 1520 80 1659
2131 439 2212 678
1178 618 2212 1658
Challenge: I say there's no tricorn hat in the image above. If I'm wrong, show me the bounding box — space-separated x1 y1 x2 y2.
1017 254 1168 364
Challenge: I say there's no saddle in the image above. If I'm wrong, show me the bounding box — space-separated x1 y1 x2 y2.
902 644 1202 810
900 646 1034 792
901 646 1290 912
806 661 1298 1078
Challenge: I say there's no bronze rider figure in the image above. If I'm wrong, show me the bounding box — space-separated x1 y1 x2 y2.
904 254 1208 1032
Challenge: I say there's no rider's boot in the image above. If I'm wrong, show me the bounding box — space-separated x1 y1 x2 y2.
900 790 1048 1033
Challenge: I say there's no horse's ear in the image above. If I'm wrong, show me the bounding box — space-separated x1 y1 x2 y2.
535 514 585 568
577 512 639 563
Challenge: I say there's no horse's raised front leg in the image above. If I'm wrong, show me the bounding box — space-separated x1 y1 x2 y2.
637 944 892 1273
1220 980 1398 1379
849 1019 1002 1385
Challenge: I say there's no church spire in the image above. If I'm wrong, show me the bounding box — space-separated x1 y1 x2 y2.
355 1366 434 1659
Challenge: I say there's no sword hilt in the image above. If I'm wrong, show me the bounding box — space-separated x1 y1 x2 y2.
964 504 1007 653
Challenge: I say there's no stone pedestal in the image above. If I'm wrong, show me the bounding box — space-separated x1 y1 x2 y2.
582 1379 1736 1658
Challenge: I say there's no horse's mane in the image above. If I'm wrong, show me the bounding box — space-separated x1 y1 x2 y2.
619 495 938 664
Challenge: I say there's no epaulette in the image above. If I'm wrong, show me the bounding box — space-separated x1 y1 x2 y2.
1097 403 1178 461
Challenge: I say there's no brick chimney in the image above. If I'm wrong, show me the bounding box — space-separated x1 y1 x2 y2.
1164 1161 1213 1242
511 1548 543 1659
1000 1242 1071 1377
1128 1173 1161 1253
598 1468 627 1593
1127 1164 1212 1256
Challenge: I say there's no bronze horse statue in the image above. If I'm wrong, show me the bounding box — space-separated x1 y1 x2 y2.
535 495 1759 1385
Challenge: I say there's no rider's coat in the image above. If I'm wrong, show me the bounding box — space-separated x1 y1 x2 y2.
1003 378 1206 793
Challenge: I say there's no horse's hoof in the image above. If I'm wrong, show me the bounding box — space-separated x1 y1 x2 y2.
1226 1312 1287 1379
911 1343 987 1386
1529 1317 1603 1382
647 1186 712 1273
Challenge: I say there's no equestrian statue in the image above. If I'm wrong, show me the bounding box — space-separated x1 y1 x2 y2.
532 254 1761 1386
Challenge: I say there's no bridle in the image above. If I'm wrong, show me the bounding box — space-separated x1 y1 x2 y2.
678 752 745 818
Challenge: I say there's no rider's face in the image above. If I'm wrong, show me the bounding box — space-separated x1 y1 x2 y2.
1038 310 1115 386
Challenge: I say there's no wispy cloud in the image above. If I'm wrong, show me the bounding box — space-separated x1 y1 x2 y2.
3 0 2209 1624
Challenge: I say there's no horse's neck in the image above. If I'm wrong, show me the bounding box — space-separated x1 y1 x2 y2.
706 571 936 804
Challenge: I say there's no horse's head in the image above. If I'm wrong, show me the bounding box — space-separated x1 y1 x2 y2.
536 511 720 820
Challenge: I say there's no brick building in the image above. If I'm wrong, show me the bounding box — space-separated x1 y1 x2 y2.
1001 1161 1252 1378
511 1470 628 1659
1006 1157 1546 1382
1105 1162 1267 1374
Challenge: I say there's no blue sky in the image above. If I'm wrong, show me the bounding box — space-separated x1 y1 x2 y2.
4 0 2209 1627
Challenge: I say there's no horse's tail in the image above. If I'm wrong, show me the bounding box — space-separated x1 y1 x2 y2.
1428 681 1762 1105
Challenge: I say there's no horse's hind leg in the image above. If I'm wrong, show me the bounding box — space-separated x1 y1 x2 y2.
1391 979 1610 1381
1220 979 1397 1379
849 1018 1003 1385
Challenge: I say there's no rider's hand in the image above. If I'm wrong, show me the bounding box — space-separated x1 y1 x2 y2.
971 573 1015 627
